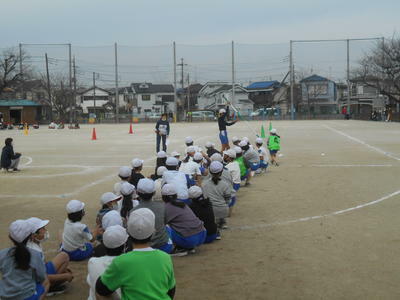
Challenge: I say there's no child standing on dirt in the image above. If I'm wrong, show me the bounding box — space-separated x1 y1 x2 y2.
61 200 100 261
267 129 281 166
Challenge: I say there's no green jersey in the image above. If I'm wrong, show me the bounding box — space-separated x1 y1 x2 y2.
235 156 247 177
268 135 280 151
101 249 175 300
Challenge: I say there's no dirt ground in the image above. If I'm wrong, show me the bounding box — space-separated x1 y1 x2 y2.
1 120 400 300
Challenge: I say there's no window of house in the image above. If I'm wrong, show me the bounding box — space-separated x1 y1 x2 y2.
142 94 151 101
307 84 328 96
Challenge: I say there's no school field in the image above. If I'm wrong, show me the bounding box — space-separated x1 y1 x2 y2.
1 120 400 300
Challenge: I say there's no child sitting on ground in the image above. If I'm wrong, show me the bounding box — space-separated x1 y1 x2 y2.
27 217 73 295
113 166 131 195
96 192 122 230
61 200 100 261
129 158 145 187
255 137 269 173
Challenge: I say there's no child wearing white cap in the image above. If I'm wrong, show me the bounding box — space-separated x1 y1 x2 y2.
162 157 190 204
218 105 237 152
129 158 145 188
202 161 232 230
179 149 202 186
255 138 269 172
267 128 281 166
153 166 167 202
188 186 219 243
205 141 220 158
96 192 122 232
119 182 139 222
87 225 127 300
96 208 176 300
132 178 174 254
234 146 248 182
113 166 131 196
223 149 241 215
0 220 48 300
162 184 206 256
240 140 260 186
26 217 73 295
61 200 101 261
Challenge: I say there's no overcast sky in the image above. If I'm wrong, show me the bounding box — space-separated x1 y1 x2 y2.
1 0 399 85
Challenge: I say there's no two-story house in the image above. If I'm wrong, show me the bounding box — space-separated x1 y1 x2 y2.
300 75 337 114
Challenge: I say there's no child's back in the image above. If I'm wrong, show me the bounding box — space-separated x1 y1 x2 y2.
62 219 92 252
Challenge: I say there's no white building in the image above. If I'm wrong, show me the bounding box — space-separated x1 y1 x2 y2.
77 87 113 116
197 82 254 116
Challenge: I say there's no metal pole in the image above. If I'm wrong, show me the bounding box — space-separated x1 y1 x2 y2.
68 44 72 88
231 41 235 110
187 73 190 113
45 53 52 120
93 72 96 122
114 42 119 123
73 56 77 123
19 43 23 98
290 40 294 120
173 42 177 121
346 39 350 115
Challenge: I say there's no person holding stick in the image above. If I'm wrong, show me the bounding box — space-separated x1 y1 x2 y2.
218 104 237 152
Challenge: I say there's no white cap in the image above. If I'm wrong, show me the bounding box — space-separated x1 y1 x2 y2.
66 200 85 213
100 192 122 205
186 146 196 154
131 158 144 168
127 208 155 240
118 166 131 178
242 137 249 142
102 210 123 229
223 149 236 159
219 108 226 114
157 166 167 176
137 178 155 194
161 183 177 196
185 136 193 144
166 157 179 166
120 182 136 196
170 151 180 157
193 152 203 161
26 217 49 234
157 151 167 158
209 161 224 174
188 186 203 199
239 140 248 147
232 136 240 143
103 225 128 249
234 146 243 154
205 141 213 148
9 220 32 243
210 153 223 162
270 128 277 134
256 137 263 144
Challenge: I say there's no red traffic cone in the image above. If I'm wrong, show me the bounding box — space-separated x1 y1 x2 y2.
91 127 97 140
129 123 133 134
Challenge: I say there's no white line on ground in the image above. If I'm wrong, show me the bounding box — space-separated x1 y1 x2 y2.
323 125 400 161
21 156 33 166
310 164 393 167
232 188 400 231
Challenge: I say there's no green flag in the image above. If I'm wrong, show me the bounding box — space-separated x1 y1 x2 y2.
260 125 266 138
269 121 272 131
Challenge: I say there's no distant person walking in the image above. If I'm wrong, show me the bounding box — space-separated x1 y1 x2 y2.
155 113 170 153
1 138 22 172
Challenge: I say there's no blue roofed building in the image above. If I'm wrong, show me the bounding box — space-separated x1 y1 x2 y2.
246 81 287 113
0 99 48 124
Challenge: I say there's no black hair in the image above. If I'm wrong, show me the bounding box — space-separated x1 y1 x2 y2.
133 166 142 172
162 194 185 208
183 155 191 163
10 235 31 270
120 194 133 219
102 204 110 209
105 244 125 256
161 113 168 118
236 152 242 158
241 145 249 152
68 210 84 222
192 195 210 207
5 138 13 146
138 192 154 201
119 175 130 180
185 142 193 146
211 171 222 185
166 165 178 171
131 236 152 244
156 157 167 168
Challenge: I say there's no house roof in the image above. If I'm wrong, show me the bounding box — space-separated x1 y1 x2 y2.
79 86 111 95
246 81 280 90
0 99 42 107
131 83 174 94
300 74 330 83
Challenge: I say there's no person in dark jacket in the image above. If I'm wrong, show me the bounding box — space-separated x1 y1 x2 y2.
218 105 236 152
155 113 170 153
1 138 21 172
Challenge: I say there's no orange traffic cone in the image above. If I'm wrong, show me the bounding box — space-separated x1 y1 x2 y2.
91 128 97 140
129 123 133 134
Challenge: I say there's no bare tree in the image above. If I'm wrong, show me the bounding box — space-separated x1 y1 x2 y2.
355 36 400 105
0 48 31 97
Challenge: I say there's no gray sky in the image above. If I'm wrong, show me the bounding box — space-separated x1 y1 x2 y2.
1 0 399 86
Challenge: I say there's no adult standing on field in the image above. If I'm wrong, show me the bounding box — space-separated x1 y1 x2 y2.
1 137 22 172
155 113 170 153
218 104 237 152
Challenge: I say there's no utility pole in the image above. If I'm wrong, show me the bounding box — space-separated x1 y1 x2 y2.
114 42 119 123
290 40 294 120
346 39 350 116
93 72 96 122
187 73 190 113
73 56 77 123
231 41 235 106
60 81 64 121
19 43 23 98
173 42 177 121
177 58 187 90
45 53 52 120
